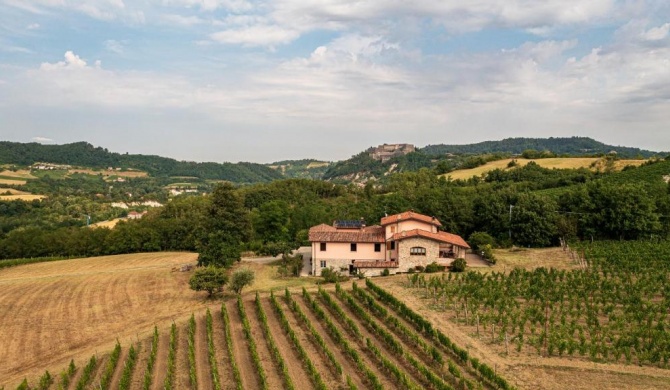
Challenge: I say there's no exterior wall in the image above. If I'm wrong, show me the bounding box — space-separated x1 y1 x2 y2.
454 246 467 259
384 220 436 239
396 237 440 272
311 241 384 276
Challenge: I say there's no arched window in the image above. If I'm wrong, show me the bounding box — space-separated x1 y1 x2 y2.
410 246 426 256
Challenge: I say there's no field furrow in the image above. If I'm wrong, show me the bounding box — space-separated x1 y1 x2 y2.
225 300 260 390
150 332 170 390
209 307 233 389
259 296 314 390
294 291 367 389
195 313 214 390
175 320 191 389
130 341 150 390
109 345 129 390
241 297 284 388
314 287 396 389
331 288 426 388
352 284 483 389
276 293 343 388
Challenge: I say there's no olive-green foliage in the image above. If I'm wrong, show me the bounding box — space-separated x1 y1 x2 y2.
320 267 348 283
230 268 255 294
450 258 467 272
198 183 251 267
189 266 228 297
481 244 496 264
424 262 445 273
468 231 496 250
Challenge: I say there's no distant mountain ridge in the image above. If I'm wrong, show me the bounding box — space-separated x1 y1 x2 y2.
0 141 282 183
421 137 659 157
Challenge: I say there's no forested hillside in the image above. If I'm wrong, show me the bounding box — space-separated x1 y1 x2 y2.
421 136 659 157
0 141 282 183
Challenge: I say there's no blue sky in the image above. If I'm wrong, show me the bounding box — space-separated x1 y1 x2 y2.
0 1 669 163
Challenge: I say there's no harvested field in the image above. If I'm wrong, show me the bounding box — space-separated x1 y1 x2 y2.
0 252 202 387
0 194 46 201
0 188 31 195
0 178 27 185
89 218 124 229
0 169 37 179
69 168 148 178
443 157 647 180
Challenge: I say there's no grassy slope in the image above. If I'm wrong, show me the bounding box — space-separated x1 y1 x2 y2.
443 157 646 180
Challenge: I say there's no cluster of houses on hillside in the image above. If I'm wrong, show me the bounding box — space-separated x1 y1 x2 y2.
308 211 469 277
368 143 416 162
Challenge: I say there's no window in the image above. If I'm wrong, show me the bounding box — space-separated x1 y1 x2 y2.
374 243 381 252
391 226 396 233
410 247 426 256
351 243 357 252
391 241 396 250
320 260 327 268
320 242 326 251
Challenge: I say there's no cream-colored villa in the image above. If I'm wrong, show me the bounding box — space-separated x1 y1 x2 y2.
308 211 470 277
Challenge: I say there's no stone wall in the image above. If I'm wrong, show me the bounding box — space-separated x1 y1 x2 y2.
397 237 440 272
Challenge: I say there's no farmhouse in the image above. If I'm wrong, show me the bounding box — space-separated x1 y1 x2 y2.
309 211 469 276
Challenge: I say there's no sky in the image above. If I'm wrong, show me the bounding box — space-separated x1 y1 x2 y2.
0 1 669 163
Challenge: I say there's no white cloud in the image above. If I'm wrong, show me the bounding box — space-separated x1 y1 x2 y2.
210 24 300 47
40 51 88 70
643 23 670 41
161 0 252 12
161 14 206 26
26 23 40 30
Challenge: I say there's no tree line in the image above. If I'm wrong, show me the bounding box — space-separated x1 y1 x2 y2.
2 156 669 262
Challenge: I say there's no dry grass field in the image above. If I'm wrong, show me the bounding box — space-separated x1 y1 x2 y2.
0 178 27 185
0 169 37 179
0 252 203 387
0 194 46 201
69 169 148 178
88 218 124 229
444 158 647 180
0 188 31 195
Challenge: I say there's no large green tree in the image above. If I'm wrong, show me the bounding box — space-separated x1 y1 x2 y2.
197 183 251 267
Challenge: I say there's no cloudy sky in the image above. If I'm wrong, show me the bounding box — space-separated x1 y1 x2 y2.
0 1 668 163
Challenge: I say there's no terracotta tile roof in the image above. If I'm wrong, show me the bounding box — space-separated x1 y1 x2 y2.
380 211 441 227
309 224 385 243
391 229 470 248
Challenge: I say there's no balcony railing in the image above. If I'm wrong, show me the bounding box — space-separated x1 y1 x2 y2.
353 260 399 268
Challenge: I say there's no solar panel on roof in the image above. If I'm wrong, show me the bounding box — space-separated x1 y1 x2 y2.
334 220 365 228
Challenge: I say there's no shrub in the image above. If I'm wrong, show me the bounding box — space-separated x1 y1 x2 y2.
189 266 228 297
481 244 497 264
424 262 445 273
380 268 390 277
415 265 425 272
468 231 496 250
450 258 467 272
230 268 255 294
321 267 347 283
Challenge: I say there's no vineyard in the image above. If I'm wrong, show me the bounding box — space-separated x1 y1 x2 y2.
405 241 670 367
8 283 515 390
